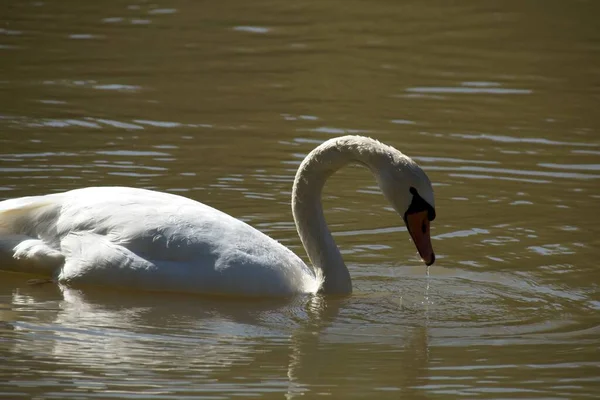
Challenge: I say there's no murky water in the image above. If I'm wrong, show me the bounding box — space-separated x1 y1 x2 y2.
1 0 599 398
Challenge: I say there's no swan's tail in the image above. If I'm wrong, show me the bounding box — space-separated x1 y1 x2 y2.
0 195 64 276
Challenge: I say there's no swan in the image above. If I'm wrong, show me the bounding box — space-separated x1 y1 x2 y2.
0 135 436 297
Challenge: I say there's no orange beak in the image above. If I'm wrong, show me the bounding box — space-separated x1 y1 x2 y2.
405 211 435 266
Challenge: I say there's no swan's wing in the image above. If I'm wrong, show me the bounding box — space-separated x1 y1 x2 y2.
0 187 264 269
0 235 64 276
58 230 313 296
0 195 60 235
0 195 65 275
52 187 231 264
59 231 157 285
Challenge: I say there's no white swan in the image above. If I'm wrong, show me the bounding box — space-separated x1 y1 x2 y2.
0 135 436 297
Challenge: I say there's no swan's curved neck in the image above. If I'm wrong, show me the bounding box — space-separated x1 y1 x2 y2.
291 137 388 294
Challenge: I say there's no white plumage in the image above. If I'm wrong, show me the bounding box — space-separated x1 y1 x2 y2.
0 136 436 297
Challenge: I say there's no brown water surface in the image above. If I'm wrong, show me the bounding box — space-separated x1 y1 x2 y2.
1 0 599 398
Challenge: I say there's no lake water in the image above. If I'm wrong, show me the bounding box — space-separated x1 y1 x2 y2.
1 0 599 398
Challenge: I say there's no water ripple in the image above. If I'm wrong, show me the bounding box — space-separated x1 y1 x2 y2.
406 87 532 95
448 173 551 184
451 133 598 147
233 26 271 34
95 150 170 157
415 156 499 165
426 165 600 180
539 163 600 171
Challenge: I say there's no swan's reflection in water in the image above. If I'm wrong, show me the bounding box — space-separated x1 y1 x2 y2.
1 276 431 398
2 272 597 398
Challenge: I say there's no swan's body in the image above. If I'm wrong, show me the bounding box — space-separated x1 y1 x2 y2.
0 187 318 296
0 136 436 297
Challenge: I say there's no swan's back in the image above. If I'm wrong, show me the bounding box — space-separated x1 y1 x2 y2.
0 187 318 296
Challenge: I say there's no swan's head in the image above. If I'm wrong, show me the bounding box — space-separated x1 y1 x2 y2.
376 148 436 266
